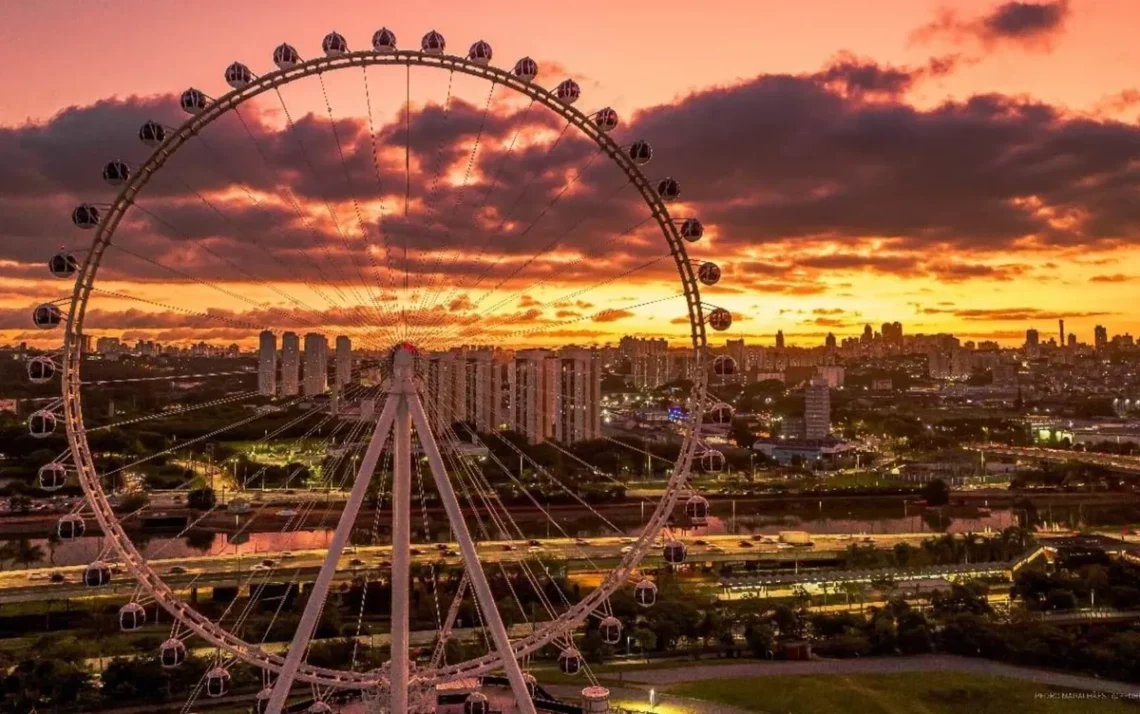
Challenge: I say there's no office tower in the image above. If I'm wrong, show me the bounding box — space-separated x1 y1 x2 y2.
881 321 903 348
552 347 602 444
861 324 873 344
1067 333 1077 348
775 330 785 349
513 349 554 444
280 332 300 396
425 349 468 430
1058 319 1065 346
257 330 277 396
1095 325 1108 350
825 332 837 349
1025 329 1040 348
804 375 831 440
335 335 352 390
302 333 328 396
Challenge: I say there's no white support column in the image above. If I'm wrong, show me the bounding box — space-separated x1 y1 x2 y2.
389 394 412 714
264 397 398 714
407 392 539 714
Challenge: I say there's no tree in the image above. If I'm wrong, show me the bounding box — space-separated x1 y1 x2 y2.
187 487 216 511
13 539 45 569
744 623 774 658
922 479 950 507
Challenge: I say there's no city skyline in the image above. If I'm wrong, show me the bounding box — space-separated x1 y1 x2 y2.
2 1 1140 349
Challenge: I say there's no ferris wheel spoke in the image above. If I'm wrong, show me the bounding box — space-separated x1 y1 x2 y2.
316 70 405 337
421 213 659 350
408 391 539 714
398 68 459 341
88 286 269 332
361 65 399 307
413 82 497 322
270 85 389 333
103 242 379 349
227 104 395 344
264 395 398 714
405 117 577 346
415 98 537 334
81 369 251 385
185 129 372 324
422 396 584 618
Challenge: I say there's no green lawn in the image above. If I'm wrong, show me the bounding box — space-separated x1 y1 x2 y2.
671 672 1138 714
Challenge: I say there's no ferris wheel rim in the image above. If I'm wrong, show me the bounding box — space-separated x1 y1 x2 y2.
60 44 711 690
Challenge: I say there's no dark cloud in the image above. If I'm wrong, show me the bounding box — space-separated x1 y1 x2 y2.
812 53 963 98
920 306 1114 321
5 48 1140 344
1089 273 1134 283
912 2 1071 51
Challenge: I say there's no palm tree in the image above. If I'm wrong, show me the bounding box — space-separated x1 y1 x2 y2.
0 540 18 571
13 538 45 569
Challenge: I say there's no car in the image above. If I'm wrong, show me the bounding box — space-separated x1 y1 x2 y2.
280 551 295 559
168 565 188 575
378 560 392 568
445 549 459 557
693 539 709 546
251 563 270 571
49 572 66 584
738 540 754 548
435 543 449 551
526 539 542 547
862 537 874 543
776 543 793 550
501 544 516 552
409 548 423 556
276 509 298 518
574 538 589 546
620 538 635 544
349 558 365 567
620 546 633 554
260 559 276 567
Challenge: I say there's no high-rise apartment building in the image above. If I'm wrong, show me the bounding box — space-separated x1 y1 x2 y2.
335 335 352 390
463 349 512 431
552 347 602 444
425 349 468 430
280 332 300 396
257 330 277 396
512 349 555 444
303 333 328 396
804 375 831 440
1025 328 1040 348
623 337 669 389
825 332 837 349
775 330 785 349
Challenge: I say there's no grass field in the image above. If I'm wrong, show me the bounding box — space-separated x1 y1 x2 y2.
670 672 1138 714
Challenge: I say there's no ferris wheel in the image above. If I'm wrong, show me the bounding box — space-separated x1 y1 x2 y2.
30 23 735 714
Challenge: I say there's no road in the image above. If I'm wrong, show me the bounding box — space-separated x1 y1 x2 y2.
0 531 941 603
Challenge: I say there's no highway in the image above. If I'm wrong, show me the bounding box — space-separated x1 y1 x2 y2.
967 443 1140 475
0 532 939 604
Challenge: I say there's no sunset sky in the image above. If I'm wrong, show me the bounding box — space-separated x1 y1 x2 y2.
2 0 1138 349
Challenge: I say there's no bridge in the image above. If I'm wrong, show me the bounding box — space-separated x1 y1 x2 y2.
965 443 1140 475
